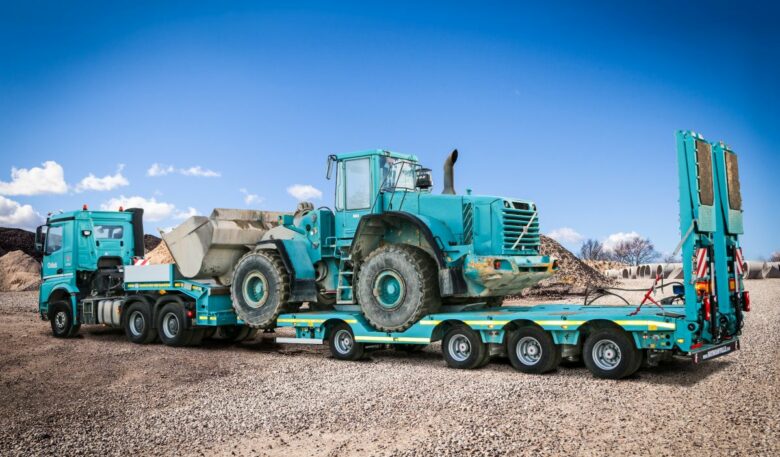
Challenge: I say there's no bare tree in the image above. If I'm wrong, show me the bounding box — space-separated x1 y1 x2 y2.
580 239 608 261
610 237 660 266
771 252 780 262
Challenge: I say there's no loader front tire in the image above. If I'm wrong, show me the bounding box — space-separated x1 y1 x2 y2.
231 250 291 329
357 244 440 332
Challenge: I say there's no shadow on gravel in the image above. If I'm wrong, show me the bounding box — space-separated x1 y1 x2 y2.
629 359 731 386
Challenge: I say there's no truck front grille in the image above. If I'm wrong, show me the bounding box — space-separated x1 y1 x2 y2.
501 203 540 254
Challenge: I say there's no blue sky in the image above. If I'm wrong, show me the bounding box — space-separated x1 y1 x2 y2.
1 1 777 258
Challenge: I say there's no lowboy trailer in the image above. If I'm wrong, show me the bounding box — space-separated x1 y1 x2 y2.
36 131 749 379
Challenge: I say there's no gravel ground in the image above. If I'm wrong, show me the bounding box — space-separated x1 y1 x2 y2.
1 280 778 456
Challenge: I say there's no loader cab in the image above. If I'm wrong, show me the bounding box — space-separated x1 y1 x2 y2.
327 150 428 240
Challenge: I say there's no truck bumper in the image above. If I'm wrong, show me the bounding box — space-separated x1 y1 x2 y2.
690 339 740 364
460 254 556 296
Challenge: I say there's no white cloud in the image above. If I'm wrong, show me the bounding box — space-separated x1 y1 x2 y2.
147 163 174 177
148 164 220 178
0 196 43 230
602 231 641 252
0 161 68 196
547 227 584 245
100 195 175 221
75 164 129 192
174 207 199 219
180 166 220 177
287 184 322 201
240 188 263 205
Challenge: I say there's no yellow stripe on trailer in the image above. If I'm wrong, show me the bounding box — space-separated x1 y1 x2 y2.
614 320 676 330
534 320 586 329
355 336 430 343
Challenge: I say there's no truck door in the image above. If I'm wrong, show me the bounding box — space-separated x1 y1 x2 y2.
334 157 374 240
42 223 66 277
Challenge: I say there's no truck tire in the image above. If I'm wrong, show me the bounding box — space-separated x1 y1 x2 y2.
583 328 640 379
441 325 486 369
157 302 195 347
356 244 440 332
507 326 561 374
328 322 365 361
230 250 290 329
123 302 156 344
49 300 80 338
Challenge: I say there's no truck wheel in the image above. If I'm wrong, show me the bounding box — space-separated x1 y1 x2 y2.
157 303 195 347
357 244 440 332
583 328 640 379
231 250 290 329
328 323 364 361
49 301 80 338
123 302 156 344
507 326 561 374
442 325 486 369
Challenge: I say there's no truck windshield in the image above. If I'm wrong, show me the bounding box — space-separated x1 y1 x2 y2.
380 157 417 191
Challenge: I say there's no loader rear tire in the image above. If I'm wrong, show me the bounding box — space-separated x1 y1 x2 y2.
230 250 291 329
357 244 440 332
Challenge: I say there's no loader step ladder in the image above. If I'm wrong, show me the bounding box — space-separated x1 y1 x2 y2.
336 255 355 305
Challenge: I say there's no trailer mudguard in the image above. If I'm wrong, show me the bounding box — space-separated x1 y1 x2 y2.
257 239 318 302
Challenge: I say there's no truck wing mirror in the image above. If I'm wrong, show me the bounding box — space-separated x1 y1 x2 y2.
326 155 337 180
34 225 46 253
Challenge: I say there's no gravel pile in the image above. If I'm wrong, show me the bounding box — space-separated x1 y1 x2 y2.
145 241 174 264
522 235 615 297
0 250 40 292
1 280 777 456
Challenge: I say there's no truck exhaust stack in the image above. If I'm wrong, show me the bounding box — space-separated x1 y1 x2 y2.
442 149 458 195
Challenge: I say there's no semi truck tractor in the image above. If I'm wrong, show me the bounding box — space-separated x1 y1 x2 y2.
35 132 749 379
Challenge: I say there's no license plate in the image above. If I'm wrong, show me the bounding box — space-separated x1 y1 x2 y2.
692 340 740 364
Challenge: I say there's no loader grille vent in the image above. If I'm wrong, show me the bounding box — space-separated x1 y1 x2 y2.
501 202 540 254
462 202 473 244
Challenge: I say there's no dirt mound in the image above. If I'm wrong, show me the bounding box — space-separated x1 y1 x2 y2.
144 234 162 253
522 235 615 297
0 228 40 262
0 250 40 291
145 240 174 264
584 259 628 273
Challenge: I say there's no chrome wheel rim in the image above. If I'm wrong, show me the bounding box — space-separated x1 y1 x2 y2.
516 336 542 366
592 339 622 370
448 334 471 362
162 313 180 339
129 310 145 336
54 311 67 331
334 329 353 354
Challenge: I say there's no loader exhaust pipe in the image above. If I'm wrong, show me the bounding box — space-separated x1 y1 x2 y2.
442 149 458 195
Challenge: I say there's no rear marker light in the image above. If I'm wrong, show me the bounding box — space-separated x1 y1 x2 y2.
743 291 751 312
186 310 195 318
703 295 711 321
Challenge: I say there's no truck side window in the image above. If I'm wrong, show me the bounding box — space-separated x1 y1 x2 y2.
95 224 124 239
345 158 371 210
335 161 345 210
45 225 63 255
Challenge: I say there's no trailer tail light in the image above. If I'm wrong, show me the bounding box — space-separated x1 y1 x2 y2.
186 310 194 318
728 278 736 291
703 295 711 321
742 291 751 312
695 281 710 294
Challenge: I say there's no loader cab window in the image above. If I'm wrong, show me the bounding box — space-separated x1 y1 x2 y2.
380 157 417 191
342 158 371 210
45 225 63 255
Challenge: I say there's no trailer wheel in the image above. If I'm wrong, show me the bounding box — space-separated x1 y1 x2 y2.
157 303 195 347
442 326 486 369
583 328 640 379
231 250 290 329
49 301 80 338
507 326 561 374
357 244 440 332
328 323 364 361
123 302 156 344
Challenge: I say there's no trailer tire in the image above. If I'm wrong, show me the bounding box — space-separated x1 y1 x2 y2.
357 244 440 332
583 328 640 379
49 301 80 338
231 250 290 329
328 323 364 361
157 302 195 347
507 326 560 374
442 325 486 369
123 302 156 344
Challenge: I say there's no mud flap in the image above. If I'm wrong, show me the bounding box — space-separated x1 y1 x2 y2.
691 339 739 364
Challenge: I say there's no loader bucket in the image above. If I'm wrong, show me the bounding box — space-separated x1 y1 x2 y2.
160 208 288 284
